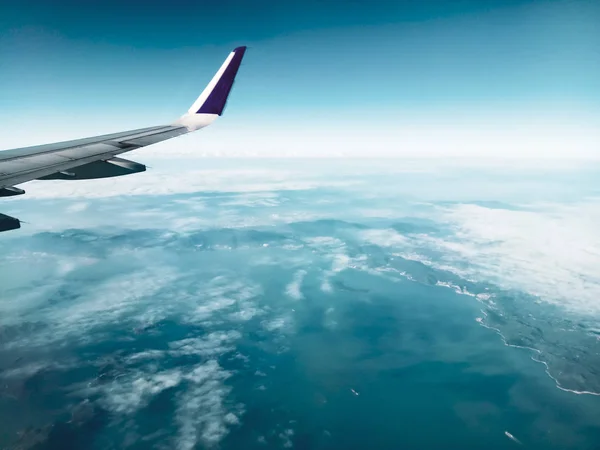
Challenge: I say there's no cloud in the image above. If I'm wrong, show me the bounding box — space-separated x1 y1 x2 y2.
285 270 306 300
262 316 290 332
176 360 236 449
183 276 263 325
428 201 600 314
304 236 368 293
360 228 409 247
66 202 90 213
351 201 600 394
169 331 242 357
100 368 184 414
0 259 180 349
90 359 238 449
357 199 600 315
279 428 294 448
9 167 359 200
128 116 600 160
0 222 285 448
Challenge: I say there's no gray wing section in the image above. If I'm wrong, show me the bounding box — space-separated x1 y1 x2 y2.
0 45 248 232
0 124 189 189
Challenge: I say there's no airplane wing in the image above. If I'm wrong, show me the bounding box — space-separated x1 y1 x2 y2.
0 46 247 233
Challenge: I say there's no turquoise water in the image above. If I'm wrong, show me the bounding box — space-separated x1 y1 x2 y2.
1 159 599 449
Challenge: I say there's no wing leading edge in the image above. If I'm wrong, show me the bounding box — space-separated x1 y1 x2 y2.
0 46 247 232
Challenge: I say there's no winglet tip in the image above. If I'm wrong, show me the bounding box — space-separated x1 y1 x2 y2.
189 46 248 116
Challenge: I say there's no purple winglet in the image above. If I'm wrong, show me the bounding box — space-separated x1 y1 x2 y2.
196 46 247 116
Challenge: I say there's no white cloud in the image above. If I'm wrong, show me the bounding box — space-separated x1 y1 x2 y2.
88 359 239 449
176 360 235 449
0 361 74 379
100 369 184 414
0 230 284 448
183 277 262 325
279 428 295 448
304 236 369 293
9 167 358 200
262 316 290 332
323 307 338 330
430 201 600 314
359 200 600 315
285 270 306 300
360 229 409 247
1 263 180 349
126 116 600 160
169 331 242 357
65 202 90 212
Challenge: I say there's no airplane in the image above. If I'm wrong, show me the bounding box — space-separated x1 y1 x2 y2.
0 46 247 233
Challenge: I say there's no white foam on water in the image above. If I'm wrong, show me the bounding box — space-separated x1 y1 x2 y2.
475 312 600 396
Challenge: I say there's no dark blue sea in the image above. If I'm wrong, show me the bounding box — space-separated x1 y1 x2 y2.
1 159 599 449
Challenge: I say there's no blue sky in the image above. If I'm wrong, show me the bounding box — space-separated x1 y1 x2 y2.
1 0 598 157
